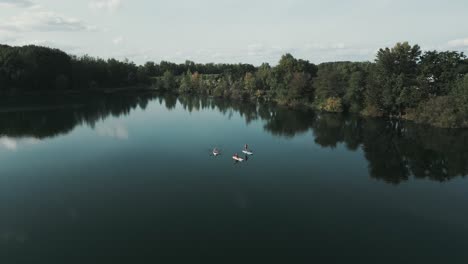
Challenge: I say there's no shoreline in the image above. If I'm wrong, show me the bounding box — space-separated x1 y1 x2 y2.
0 85 156 96
1 88 467 129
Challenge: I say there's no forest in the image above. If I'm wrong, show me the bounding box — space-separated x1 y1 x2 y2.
1 42 467 128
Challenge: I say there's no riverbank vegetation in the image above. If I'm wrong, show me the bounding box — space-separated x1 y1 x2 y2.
1 42 467 128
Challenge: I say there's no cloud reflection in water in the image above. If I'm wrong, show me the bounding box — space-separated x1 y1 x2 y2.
95 123 129 140
0 137 40 151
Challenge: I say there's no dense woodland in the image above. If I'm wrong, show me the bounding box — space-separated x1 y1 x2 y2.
1 42 468 128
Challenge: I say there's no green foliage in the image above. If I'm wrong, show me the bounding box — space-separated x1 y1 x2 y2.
361 104 384 117
452 74 468 103
314 62 348 102
0 45 72 91
402 57 468 128
314 62 372 113
161 71 176 91
256 63 272 91
405 96 464 128
345 71 365 112
451 74 468 122
419 51 466 96
404 75 468 128
373 42 422 114
243 72 257 91
213 78 228 97
287 72 312 101
270 54 317 105
1 42 467 128
178 71 192 93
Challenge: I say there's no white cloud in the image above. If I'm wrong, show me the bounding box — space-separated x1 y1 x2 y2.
235 42 375 64
247 43 288 58
109 48 152 62
160 48 242 64
447 38 468 48
0 29 17 43
89 0 122 12
247 43 265 56
96 123 128 140
0 0 35 8
244 44 303 64
0 9 93 32
112 36 124 45
305 42 347 51
302 43 375 62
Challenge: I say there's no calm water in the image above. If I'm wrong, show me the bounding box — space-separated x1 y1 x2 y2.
1 93 468 263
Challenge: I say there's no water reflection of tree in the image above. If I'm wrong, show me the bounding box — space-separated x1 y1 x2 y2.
176 97 468 184
263 106 314 138
312 114 347 148
0 111 77 139
360 120 411 184
163 94 177 110
1 93 467 183
400 125 468 182
0 93 156 139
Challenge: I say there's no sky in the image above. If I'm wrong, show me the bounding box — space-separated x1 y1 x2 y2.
0 0 467 65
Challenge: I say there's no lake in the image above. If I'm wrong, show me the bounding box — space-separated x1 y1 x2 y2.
1 93 468 263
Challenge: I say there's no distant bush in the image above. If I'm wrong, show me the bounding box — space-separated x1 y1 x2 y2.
319 97 343 113
361 105 384 117
405 96 467 128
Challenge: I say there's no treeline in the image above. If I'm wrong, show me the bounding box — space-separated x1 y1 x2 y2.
152 43 468 128
0 44 255 92
1 42 468 127
0 44 142 91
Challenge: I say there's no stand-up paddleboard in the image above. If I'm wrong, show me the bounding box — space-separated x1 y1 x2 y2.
232 156 244 162
242 150 253 155
212 148 221 156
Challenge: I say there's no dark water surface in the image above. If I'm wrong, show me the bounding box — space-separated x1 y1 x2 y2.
1 93 468 263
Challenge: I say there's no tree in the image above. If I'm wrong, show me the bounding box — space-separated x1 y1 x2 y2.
190 71 201 92
287 72 312 101
452 74 468 121
373 42 422 115
255 63 272 91
243 72 257 91
162 70 176 91
419 50 466 96
314 63 347 103
345 71 366 112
